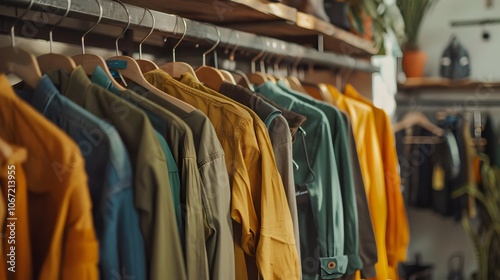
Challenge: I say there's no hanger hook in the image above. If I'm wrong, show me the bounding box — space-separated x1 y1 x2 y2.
229 31 240 62
81 0 103 54
171 16 187 63
292 50 303 76
11 0 35 48
47 0 71 53
259 39 271 73
202 24 220 67
250 37 265 73
138 8 155 59
113 0 131 56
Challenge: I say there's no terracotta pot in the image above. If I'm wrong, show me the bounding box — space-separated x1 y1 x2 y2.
403 49 427 78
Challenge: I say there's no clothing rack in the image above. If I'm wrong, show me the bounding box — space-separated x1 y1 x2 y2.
0 0 379 73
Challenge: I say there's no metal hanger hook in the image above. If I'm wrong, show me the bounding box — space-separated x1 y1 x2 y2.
224 30 240 61
259 39 271 73
250 37 265 73
202 24 220 66
81 0 103 54
292 50 303 76
229 31 240 61
113 0 131 56
138 8 155 59
11 0 35 47
171 16 187 62
47 0 71 53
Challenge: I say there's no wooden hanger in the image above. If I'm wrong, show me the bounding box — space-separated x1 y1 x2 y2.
247 48 268 86
72 0 125 91
287 76 307 93
302 82 334 103
220 70 236 84
37 0 76 74
108 2 195 113
0 0 41 88
393 111 446 136
160 17 199 81
229 69 255 91
248 72 268 86
136 8 158 73
194 24 225 91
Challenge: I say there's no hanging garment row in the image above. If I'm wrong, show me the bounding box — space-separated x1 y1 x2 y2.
0 1 408 280
394 110 500 220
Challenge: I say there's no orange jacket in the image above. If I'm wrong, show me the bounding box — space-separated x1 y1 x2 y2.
0 75 98 279
344 84 409 280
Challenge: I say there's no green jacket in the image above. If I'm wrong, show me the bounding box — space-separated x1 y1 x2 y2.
256 82 348 280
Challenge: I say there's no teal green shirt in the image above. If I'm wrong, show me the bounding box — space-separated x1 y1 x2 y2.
277 81 362 276
256 82 348 280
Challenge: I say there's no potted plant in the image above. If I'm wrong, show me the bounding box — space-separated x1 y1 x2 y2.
397 0 438 77
348 0 406 55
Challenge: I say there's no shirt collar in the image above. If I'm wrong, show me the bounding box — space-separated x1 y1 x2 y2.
91 65 120 94
219 82 281 127
32 75 61 113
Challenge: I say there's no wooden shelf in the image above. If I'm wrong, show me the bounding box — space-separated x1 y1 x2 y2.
123 0 377 56
123 0 297 24
223 11 377 56
398 77 500 90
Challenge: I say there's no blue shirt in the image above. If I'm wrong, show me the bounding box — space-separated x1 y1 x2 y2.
17 75 146 280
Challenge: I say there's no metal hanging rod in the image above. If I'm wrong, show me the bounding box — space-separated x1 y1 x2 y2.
451 18 500 27
0 0 379 73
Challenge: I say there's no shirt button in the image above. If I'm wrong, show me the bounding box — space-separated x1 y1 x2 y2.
327 261 336 269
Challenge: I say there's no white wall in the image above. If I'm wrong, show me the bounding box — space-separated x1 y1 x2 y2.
419 0 500 80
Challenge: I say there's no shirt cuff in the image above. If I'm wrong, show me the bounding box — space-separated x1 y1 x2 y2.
320 255 348 279
344 253 363 277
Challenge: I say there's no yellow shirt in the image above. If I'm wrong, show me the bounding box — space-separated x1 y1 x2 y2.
144 70 300 280
344 84 409 280
326 84 389 280
0 75 98 279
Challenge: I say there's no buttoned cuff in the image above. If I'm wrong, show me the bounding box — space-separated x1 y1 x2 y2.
320 255 348 279
360 264 377 279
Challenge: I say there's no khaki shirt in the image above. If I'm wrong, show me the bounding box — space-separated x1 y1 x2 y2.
127 82 234 280
113 84 209 280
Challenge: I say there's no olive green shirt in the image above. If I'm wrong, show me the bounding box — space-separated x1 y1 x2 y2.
126 81 235 280
108 83 209 280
